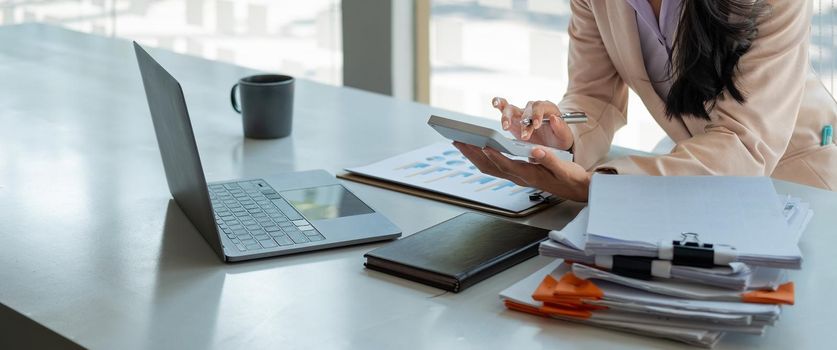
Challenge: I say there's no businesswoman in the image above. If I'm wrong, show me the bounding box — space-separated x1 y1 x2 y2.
455 0 837 201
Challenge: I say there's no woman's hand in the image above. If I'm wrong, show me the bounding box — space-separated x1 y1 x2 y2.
453 141 592 202
493 97 574 151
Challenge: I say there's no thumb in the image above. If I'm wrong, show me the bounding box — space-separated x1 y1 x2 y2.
531 146 567 175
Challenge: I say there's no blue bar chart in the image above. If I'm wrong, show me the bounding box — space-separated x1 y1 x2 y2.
347 142 551 212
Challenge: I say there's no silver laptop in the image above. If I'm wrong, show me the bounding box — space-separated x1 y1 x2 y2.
133 42 401 262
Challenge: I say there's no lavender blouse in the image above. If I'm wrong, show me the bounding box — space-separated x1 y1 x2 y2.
624 0 682 98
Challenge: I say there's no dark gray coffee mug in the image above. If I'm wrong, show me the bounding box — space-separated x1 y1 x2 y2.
230 74 294 139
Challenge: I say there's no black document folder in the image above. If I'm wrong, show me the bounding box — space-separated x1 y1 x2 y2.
364 212 550 292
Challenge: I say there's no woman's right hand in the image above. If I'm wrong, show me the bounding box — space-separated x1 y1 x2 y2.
493 97 574 151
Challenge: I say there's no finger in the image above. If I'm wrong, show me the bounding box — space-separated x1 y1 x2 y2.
492 97 508 111
530 146 570 179
481 147 540 187
453 142 488 165
545 114 573 150
501 104 513 131
530 101 546 130
493 97 511 130
530 100 560 131
547 113 567 132
453 141 484 156
503 104 524 135
453 142 503 178
520 101 535 140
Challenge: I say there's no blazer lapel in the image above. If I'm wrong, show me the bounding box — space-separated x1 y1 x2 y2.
605 0 693 142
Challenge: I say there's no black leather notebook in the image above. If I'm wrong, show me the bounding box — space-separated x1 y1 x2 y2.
364 212 550 292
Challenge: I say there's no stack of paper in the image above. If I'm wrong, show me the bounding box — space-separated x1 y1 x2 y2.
500 260 776 347
540 194 812 290
585 176 804 269
500 175 813 348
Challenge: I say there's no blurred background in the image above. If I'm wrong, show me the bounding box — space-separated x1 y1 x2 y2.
1 0 835 152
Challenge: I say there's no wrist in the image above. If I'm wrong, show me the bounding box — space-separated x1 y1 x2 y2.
569 172 592 202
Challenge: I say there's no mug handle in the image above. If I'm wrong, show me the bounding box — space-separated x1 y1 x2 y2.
230 83 241 113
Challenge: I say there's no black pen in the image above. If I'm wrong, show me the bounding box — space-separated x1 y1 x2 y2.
520 112 588 126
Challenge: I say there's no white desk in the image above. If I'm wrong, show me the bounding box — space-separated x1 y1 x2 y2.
1 24 835 349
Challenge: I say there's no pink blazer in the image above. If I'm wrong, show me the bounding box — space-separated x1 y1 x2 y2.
561 0 837 190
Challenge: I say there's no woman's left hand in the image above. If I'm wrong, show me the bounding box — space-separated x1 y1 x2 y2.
453 142 593 202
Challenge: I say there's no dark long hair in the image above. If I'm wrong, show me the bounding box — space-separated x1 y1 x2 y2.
666 0 768 120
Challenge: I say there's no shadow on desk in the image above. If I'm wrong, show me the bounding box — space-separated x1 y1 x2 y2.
141 200 412 347
140 200 226 349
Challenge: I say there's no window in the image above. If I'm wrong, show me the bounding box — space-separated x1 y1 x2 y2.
813 1 837 96
0 0 342 86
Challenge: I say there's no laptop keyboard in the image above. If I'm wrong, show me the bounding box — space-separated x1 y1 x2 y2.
208 179 325 252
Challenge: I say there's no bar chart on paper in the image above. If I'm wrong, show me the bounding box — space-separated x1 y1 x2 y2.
346 143 551 212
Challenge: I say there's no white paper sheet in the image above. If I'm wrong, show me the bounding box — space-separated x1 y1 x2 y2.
346 142 549 212
586 175 802 268
541 196 810 290
548 206 589 250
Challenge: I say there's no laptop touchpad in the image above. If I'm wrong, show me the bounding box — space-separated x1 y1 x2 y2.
280 184 374 221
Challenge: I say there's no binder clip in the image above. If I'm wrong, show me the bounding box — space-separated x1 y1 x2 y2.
611 255 655 280
672 232 715 268
529 191 546 202
597 255 672 280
